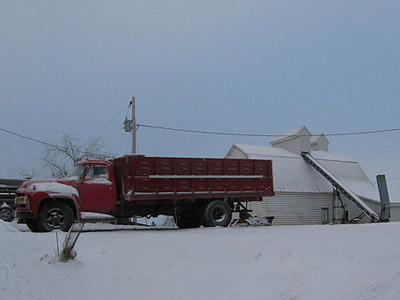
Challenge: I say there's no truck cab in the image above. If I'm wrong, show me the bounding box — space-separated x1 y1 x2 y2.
16 159 117 232
69 160 117 212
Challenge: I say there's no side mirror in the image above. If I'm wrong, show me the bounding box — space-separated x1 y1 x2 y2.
79 166 89 184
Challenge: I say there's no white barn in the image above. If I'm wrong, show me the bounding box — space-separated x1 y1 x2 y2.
226 126 400 225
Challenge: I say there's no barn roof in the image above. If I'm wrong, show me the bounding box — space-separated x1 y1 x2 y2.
227 144 380 203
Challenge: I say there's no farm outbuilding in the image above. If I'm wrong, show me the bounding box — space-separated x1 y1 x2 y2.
226 126 400 225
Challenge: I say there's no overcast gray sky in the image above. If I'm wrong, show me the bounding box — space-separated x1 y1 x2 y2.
1 1 399 195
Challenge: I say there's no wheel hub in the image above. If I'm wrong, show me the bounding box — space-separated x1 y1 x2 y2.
0 208 12 220
46 208 65 228
213 207 227 222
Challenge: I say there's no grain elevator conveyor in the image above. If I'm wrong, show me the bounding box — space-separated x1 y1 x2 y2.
302 152 380 223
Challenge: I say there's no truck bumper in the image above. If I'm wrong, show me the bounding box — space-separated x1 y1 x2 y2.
16 210 34 219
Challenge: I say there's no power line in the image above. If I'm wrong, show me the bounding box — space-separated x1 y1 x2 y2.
91 104 130 140
2 123 400 157
0 127 58 148
388 176 400 182
325 127 400 137
372 175 400 185
104 127 123 142
138 123 400 137
0 127 111 159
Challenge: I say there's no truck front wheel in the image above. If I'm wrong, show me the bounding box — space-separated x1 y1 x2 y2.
25 219 40 232
37 201 74 232
203 200 232 227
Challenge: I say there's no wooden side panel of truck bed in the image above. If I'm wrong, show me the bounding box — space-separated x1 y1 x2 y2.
112 155 274 201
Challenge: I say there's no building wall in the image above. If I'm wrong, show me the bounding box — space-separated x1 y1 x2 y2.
311 140 329 151
226 147 247 159
248 192 334 225
270 127 312 155
271 136 311 156
389 204 400 222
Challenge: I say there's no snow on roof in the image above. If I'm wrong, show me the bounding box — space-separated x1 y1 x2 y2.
229 144 380 202
311 150 355 163
231 144 299 158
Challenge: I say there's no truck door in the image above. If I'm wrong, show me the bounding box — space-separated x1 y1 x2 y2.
77 164 115 212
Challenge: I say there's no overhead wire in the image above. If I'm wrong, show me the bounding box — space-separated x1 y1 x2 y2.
1 102 131 159
0 127 111 159
4 122 400 181
387 176 400 182
2 123 400 158
101 127 123 143
3 124 400 149
137 123 400 137
0 127 59 148
91 104 131 140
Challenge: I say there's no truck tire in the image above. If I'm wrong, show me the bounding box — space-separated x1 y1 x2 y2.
25 219 40 232
0 207 14 222
203 200 232 227
174 213 201 229
37 201 74 232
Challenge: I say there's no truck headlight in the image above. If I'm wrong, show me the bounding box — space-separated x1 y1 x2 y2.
15 195 27 206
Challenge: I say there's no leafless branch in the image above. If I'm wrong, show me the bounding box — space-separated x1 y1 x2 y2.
16 167 41 179
41 132 113 178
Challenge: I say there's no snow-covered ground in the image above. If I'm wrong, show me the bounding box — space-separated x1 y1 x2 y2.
1 221 400 300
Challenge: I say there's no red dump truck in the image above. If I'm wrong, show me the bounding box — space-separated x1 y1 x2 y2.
16 155 274 232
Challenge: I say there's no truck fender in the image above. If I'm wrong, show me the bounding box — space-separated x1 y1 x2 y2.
38 194 80 221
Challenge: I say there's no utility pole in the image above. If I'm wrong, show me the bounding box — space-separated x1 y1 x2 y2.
124 96 137 154
124 96 137 225
131 96 136 154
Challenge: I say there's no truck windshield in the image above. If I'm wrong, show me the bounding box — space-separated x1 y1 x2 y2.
68 164 87 178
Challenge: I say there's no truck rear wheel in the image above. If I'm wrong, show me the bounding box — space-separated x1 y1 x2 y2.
203 200 232 227
37 201 74 232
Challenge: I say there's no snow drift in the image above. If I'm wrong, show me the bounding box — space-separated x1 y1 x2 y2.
1 220 400 300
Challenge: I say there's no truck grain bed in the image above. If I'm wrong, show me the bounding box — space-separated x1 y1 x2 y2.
112 156 274 201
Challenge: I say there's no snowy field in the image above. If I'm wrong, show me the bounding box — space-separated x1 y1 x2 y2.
1 220 400 300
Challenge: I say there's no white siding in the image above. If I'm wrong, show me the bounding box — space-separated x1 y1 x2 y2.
390 205 400 222
248 192 334 225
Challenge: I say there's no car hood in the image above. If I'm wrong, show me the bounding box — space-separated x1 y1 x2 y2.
18 179 79 198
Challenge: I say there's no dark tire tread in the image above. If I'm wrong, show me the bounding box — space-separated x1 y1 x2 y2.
203 200 232 227
37 201 74 232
